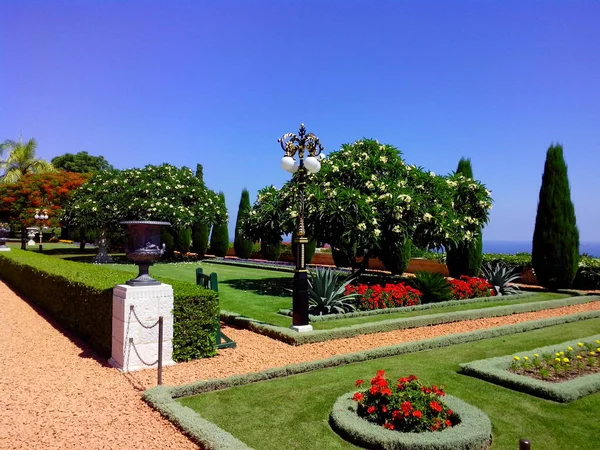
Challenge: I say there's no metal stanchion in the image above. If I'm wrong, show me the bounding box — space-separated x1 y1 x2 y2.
519 438 531 450
158 316 163 385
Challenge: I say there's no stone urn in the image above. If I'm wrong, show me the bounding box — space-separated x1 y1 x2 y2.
0 226 10 251
26 227 38 246
121 220 170 286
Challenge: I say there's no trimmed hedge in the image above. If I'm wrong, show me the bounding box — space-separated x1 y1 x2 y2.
223 296 600 346
330 393 491 450
459 334 600 403
0 250 218 361
143 312 600 450
278 292 540 322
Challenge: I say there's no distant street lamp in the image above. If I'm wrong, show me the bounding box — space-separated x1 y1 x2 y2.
279 124 323 332
34 208 49 252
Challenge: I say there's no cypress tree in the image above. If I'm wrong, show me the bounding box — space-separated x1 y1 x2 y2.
209 191 230 257
191 163 211 257
233 188 254 259
379 234 412 275
446 157 484 278
532 144 579 289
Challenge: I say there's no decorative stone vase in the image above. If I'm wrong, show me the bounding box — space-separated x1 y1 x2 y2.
0 226 10 251
26 227 38 246
121 220 170 286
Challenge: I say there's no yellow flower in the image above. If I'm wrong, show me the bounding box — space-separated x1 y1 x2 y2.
577 356 582 360
559 351 564 356
523 356 529 361
563 358 569 363
590 352 597 356
578 342 584 347
555 352 561 357
533 354 539 358
597 348 600 352
513 356 520 361
567 346 573 351
595 340 600 345
555 357 561 362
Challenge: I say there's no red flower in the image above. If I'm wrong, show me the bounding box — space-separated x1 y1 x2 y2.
367 406 376 414
352 392 364 402
429 401 443 413
384 422 395 430
445 420 453 427
412 410 422 419
401 401 412 413
381 405 388 413
355 379 364 387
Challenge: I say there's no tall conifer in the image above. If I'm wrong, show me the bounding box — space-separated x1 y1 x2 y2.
532 144 579 289
446 157 483 277
191 164 211 256
209 191 230 257
233 189 254 258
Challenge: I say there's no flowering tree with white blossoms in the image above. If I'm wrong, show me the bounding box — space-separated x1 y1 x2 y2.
65 163 225 232
244 139 492 272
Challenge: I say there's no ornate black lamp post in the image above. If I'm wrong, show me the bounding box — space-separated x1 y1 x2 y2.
279 124 323 332
34 208 49 252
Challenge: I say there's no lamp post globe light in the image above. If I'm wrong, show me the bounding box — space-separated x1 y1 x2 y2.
279 124 323 332
34 208 49 252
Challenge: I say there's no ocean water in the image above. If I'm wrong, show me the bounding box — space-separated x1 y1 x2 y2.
482 241 600 257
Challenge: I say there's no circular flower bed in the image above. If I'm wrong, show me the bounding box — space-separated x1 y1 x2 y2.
330 372 491 450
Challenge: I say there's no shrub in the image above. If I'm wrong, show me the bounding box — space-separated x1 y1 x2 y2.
409 271 453 304
332 246 353 268
480 262 521 295
352 372 456 432
233 189 254 259
209 192 229 257
532 144 579 289
161 227 175 258
345 282 421 310
191 222 210 257
173 226 192 254
449 276 493 300
307 267 358 315
379 235 412 275
0 250 218 360
446 158 484 277
261 239 282 261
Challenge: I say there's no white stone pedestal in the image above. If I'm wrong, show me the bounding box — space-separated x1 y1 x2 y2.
290 324 313 333
109 283 176 372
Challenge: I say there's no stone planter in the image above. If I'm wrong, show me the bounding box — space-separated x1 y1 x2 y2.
330 392 492 450
26 227 38 246
0 226 10 251
121 220 170 286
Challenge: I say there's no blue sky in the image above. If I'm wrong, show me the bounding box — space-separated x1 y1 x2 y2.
1 0 599 242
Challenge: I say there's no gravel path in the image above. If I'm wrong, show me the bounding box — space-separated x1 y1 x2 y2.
1 280 600 450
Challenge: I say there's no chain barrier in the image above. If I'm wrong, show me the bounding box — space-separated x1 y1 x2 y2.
126 304 164 385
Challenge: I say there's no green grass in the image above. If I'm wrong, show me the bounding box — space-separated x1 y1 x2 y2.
177 318 600 450
311 292 570 330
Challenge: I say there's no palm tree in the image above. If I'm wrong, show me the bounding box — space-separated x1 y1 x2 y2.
0 138 57 184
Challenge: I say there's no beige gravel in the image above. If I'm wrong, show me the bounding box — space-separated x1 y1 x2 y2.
1 280 600 450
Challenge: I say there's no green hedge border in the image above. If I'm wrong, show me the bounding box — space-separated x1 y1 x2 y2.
459 334 600 403
330 393 491 450
277 292 540 321
221 296 600 345
143 311 600 450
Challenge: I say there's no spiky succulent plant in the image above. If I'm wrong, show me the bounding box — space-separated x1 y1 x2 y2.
480 262 521 296
307 267 358 315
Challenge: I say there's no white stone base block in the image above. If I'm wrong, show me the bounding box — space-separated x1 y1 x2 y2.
0 247 10 251
290 324 313 333
110 283 176 372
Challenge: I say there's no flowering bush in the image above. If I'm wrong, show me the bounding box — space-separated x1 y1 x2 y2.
352 371 456 432
345 283 421 310
449 276 494 300
511 339 600 381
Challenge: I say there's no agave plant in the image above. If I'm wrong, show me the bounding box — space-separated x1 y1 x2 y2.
307 267 359 315
408 271 453 304
480 262 521 296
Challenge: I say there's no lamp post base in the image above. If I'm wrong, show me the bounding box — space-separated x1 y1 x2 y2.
290 324 313 333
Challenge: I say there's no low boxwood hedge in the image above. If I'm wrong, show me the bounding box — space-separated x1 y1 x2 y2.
0 250 218 361
278 292 539 322
223 296 600 346
459 334 600 403
330 393 491 450
143 312 599 450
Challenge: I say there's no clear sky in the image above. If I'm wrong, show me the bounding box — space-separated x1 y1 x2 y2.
1 0 599 242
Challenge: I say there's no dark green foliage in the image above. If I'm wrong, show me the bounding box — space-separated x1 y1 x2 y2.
261 239 282 261
191 222 210 257
209 192 229 257
161 228 175 258
233 189 254 259
0 250 219 360
532 144 580 289
51 151 114 173
446 157 483 277
332 246 353 268
173 227 192 254
307 267 358 315
172 285 219 361
291 233 317 264
379 234 412 275
409 271 453 304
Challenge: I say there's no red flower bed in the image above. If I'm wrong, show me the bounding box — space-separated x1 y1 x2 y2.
345 283 422 310
449 276 494 300
353 371 456 432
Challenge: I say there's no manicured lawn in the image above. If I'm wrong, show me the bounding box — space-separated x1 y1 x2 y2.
178 318 600 450
311 292 570 330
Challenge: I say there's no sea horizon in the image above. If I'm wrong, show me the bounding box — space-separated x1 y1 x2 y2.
482 240 600 257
